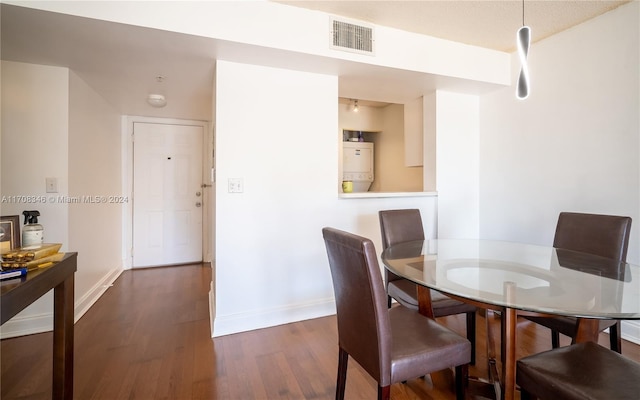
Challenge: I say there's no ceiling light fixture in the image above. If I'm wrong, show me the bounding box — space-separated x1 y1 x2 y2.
516 0 531 100
147 75 167 107
147 93 167 108
353 99 359 113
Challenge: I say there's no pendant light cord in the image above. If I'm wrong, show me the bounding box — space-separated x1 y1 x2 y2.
522 0 525 26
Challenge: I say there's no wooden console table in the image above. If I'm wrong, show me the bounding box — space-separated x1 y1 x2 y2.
1 252 77 400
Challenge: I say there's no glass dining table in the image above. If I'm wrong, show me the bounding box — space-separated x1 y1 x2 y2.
381 239 640 400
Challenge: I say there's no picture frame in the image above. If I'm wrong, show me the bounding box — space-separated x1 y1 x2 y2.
1 215 21 253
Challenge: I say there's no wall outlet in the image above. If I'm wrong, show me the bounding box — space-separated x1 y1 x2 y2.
46 177 58 193
228 178 243 193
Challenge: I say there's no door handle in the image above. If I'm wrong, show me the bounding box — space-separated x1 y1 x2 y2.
195 202 202 207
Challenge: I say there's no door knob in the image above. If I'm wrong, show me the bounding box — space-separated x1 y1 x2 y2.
195 202 202 207
196 191 201 197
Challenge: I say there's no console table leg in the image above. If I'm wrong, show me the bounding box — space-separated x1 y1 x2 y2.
53 274 74 400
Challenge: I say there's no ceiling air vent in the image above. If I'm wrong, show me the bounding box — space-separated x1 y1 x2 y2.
331 18 374 55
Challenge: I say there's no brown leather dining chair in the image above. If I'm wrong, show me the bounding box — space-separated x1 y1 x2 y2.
379 209 478 364
516 341 640 400
524 212 632 353
322 227 470 400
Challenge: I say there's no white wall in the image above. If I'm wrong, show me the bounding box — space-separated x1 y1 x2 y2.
213 60 438 336
1 61 69 335
479 2 640 341
214 61 338 336
436 91 480 239
1 61 70 245
479 2 639 262
0 62 125 338
68 71 123 319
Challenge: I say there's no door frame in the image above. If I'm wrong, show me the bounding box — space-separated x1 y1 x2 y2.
122 116 213 269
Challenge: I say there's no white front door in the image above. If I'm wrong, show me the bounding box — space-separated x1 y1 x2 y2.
133 122 203 267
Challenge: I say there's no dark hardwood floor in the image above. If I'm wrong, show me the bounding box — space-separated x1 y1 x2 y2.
2 264 639 399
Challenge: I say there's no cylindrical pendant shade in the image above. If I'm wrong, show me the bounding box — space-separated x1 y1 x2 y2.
517 26 531 99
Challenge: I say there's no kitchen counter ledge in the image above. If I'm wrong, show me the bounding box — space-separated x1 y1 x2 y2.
339 191 437 199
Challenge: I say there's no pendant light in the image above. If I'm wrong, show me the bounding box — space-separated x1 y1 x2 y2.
516 0 531 100
353 99 359 113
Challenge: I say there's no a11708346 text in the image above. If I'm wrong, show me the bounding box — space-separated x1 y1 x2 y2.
1 195 129 204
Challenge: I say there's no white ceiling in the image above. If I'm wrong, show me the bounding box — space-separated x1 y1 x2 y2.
1 1 628 121
1 4 220 121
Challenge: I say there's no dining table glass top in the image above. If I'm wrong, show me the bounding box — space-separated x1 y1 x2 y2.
381 239 640 319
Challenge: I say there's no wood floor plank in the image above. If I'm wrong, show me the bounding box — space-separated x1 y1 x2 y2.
2 263 639 399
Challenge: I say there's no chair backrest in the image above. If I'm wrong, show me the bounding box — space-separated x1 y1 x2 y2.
379 209 425 284
322 227 391 383
553 212 632 262
379 209 425 249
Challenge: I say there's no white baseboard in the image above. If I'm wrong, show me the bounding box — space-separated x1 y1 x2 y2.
212 298 336 338
74 265 124 321
0 264 124 340
208 282 214 337
0 310 53 338
622 320 640 345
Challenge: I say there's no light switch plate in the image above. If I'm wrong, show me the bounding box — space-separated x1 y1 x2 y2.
46 177 58 193
228 178 243 193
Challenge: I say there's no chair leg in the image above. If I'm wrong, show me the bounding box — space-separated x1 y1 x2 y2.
551 330 560 348
455 364 468 400
336 347 348 400
378 385 391 400
610 321 622 353
466 311 476 365
520 387 535 400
